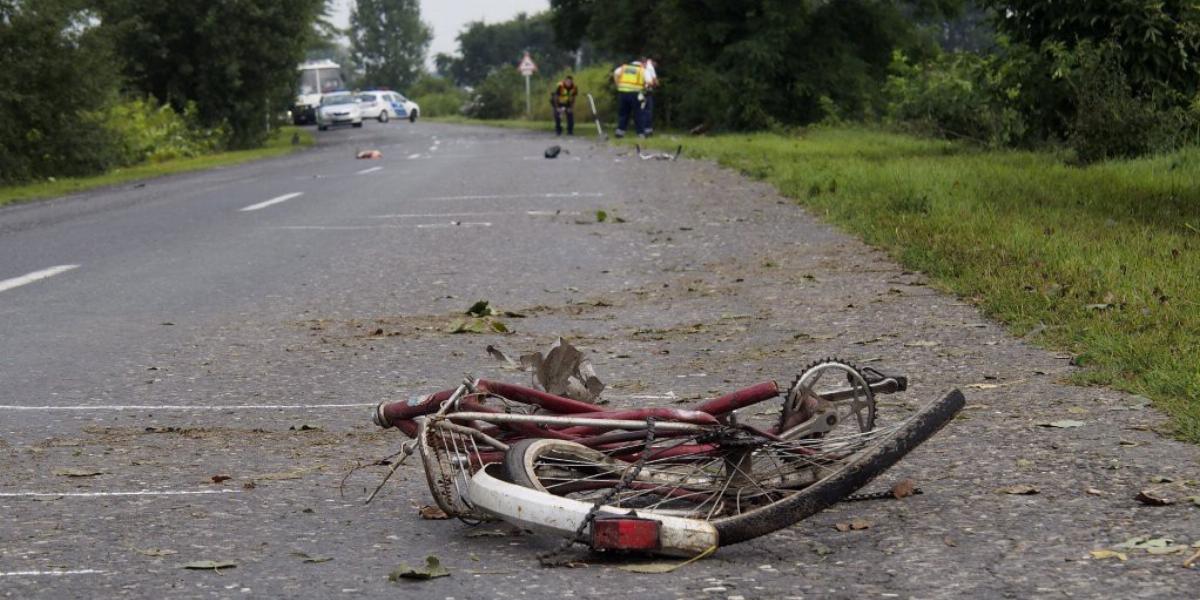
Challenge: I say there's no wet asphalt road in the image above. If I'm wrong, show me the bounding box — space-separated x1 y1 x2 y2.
2 120 1199 599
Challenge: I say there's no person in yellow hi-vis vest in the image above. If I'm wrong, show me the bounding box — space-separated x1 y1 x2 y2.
612 60 647 138
549 75 578 136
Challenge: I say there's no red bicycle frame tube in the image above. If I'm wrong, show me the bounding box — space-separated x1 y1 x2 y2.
693 381 779 415
474 379 605 414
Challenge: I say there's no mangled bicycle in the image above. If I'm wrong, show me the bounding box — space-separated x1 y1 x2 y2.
372 358 964 556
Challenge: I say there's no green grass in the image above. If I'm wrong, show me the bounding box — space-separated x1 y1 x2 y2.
631 127 1199 441
0 126 314 207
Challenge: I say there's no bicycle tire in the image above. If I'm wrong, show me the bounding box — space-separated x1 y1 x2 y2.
713 388 963 544
502 389 964 546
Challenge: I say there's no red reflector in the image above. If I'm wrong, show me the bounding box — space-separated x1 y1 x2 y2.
590 515 661 551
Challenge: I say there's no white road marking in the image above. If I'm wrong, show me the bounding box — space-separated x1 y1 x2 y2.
416 222 492 229
0 403 374 411
0 489 239 498
0 570 104 577
418 192 602 201
239 192 303 212
0 265 79 293
407 153 422 159
356 166 383 175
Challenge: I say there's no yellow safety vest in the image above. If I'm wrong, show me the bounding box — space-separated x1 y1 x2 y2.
616 64 645 93
556 83 576 105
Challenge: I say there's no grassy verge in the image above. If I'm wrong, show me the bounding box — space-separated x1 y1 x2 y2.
0 126 314 208
630 127 1198 441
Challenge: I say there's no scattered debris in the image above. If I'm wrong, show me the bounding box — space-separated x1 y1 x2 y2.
418 505 449 520
891 479 918 499
1038 420 1085 428
291 552 333 564
544 145 562 159
389 556 450 580
614 545 715 573
834 518 873 532
181 560 237 572
1089 550 1127 561
210 475 232 484
998 484 1040 495
449 301 511 334
1185 547 1200 568
356 149 382 159
523 338 605 402
53 468 103 478
134 548 178 557
1136 489 1176 506
634 144 682 161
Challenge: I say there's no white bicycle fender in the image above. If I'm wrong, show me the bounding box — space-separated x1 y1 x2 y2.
468 465 718 557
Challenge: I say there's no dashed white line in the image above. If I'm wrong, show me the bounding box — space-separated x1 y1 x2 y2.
0 570 104 577
0 403 374 411
239 192 303 212
0 489 239 498
0 265 79 293
356 166 383 175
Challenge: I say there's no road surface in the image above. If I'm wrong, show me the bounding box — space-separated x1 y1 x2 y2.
2 121 1197 598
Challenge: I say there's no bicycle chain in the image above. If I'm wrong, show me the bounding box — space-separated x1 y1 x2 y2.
844 487 924 502
538 417 658 567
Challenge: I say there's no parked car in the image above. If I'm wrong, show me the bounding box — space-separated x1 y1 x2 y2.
358 91 405 123
316 92 363 130
396 93 420 122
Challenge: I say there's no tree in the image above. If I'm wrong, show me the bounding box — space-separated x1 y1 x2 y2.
549 0 964 130
1 0 123 182
349 0 432 91
439 12 576 87
981 0 1200 97
101 0 324 148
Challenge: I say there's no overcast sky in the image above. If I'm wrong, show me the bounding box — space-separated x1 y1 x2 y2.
331 0 551 61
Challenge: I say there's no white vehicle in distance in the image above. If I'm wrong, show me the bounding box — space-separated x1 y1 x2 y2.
396 93 420 122
293 59 344 125
358 91 406 123
316 92 363 130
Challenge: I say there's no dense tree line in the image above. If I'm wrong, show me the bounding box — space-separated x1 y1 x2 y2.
1 0 329 184
541 0 1198 160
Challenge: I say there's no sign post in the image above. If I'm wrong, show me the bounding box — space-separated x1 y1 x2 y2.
517 51 538 116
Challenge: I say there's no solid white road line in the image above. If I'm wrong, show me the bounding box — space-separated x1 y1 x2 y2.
0 403 375 411
0 265 79 293
0 490 239 498
418 192 602 201
239 192 303 212
0 570 104 577
356 166 383 175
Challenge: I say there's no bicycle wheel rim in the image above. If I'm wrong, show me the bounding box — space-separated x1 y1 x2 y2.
712 389 964 545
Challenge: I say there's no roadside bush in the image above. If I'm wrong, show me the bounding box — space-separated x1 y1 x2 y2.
102 98 226 164
1061 43 1200 163
884 50 1029 147
463 68 526 119
414 92 466 117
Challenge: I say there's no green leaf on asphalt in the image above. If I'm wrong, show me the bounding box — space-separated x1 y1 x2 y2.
389 556 450 581
596 210 608 223
181 560 237 571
